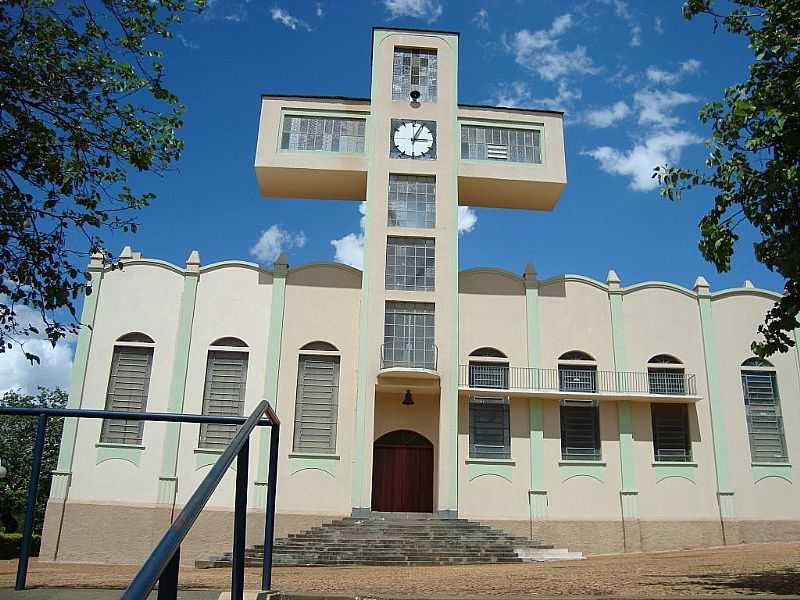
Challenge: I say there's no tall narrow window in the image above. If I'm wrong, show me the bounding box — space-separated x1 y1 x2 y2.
388 174 435 228
280 115 366 153
383 302 435 369
652 404 691 462
385 237 435 291
558 351 597 393
100 335 155 445
469 396 510 459
648 355 687 395
199 341 249 449
392 47 437 102
741 358 788 463
293 347 340 454
461 125 542 163
560 400 601 461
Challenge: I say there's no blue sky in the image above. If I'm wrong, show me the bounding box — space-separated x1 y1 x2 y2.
2 0 784 392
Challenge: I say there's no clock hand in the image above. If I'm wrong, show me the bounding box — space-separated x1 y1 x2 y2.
411 124 423 141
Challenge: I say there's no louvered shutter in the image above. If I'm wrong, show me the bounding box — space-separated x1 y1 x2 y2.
742 371 788 463
100 346 153 445
469 396 510 459
199 351 248 449
560 402 601 460
293 355 339 453
651 404 691 462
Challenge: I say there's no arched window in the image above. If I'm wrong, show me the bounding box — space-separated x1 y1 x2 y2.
293 341 340 454
470 347 507 359
100 333 155 445
558 350 596 362
199 340 249 449
558 351 596 393
741 358 787 463
116 332 154 344
647 355 686 395
210 336 248 348
468 347 509 389
300 341 339 352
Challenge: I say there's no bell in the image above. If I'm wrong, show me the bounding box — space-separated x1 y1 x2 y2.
402 389 414 406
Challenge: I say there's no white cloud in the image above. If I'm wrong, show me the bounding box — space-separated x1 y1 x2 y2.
583 130 702 191
472 8 489 31
634 89 699 128
331 203 367 269
0 304 74 395
506 14 599 82
315 3 323 17
654 17 664 34
645 59 702 86
250 225 307 263
458 207 477 234
629 24 641 47
584 100 632 128
271 7 312 31
176 33 199 50
492 80 581 113
383 0 443 22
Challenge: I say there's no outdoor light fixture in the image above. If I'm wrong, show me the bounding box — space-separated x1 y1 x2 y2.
402 389 414 406
409 89 421 108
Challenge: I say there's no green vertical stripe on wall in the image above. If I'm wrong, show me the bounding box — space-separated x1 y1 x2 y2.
697 292 732 494
55 260 104 476
524 277 544 493
157 266 199 500
608 286 637 493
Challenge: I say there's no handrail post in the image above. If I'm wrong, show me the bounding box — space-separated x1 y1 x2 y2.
261 421 280 592
157 546 180 600
232 438 250 600
16 414 47 591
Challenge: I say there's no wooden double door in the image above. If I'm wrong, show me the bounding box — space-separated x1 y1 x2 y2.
371 430 434 513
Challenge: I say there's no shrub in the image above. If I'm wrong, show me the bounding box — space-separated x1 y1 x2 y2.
0 533 41 560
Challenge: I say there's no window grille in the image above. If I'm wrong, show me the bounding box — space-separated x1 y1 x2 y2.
280 115 365 153
388 174 436 228
392 47 438 102
461 125 542 163
652 404 691 462
468 362 509 389
100 346 154 445
560 401 601 461
742 370 788 463
648 368 687 395
469 396 510 459
293 355 339 453
385 237 435 291
199 351 248 449
383 302 435 369
558 365 597 393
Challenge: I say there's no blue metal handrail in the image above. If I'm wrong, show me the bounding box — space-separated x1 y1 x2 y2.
0 400 281 599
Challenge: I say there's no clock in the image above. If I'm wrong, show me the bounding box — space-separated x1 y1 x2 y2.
391 120 436 159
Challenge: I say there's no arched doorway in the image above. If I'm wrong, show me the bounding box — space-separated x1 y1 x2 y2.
371 429 434 513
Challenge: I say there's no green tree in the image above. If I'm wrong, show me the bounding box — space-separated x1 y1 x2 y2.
0 0 201 363
0 388 67 534
656 0 800 356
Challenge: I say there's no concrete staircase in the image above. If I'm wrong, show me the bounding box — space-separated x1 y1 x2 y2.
197 512 582 567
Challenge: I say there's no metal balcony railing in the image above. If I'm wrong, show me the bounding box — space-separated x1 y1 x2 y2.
381 343 438 371
459 364 697 396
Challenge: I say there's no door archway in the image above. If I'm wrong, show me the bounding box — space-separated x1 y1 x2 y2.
371 429 434 513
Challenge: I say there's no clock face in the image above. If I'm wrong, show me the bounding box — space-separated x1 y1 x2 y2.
393 122 434 158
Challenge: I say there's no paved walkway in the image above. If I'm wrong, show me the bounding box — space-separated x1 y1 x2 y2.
2 542 800 598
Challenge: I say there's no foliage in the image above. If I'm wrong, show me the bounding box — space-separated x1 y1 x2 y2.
0 0 201 363
655 0 800 356
0 533 41 559
0 388 67 534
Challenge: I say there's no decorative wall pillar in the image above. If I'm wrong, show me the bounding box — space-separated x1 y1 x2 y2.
607 270 641 552
156 251 201 508
524 264 547 522
43 252 104 560
254 254 289 507
695 276 739 543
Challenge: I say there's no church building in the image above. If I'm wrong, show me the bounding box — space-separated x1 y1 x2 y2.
41 27 799 565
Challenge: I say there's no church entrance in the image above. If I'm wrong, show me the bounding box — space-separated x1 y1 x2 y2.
371 429 434 513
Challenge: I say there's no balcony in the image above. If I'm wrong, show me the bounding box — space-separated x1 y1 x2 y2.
378 344 439 391
459 365 699 402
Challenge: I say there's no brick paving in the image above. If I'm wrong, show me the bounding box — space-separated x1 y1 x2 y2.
2 542 800 597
